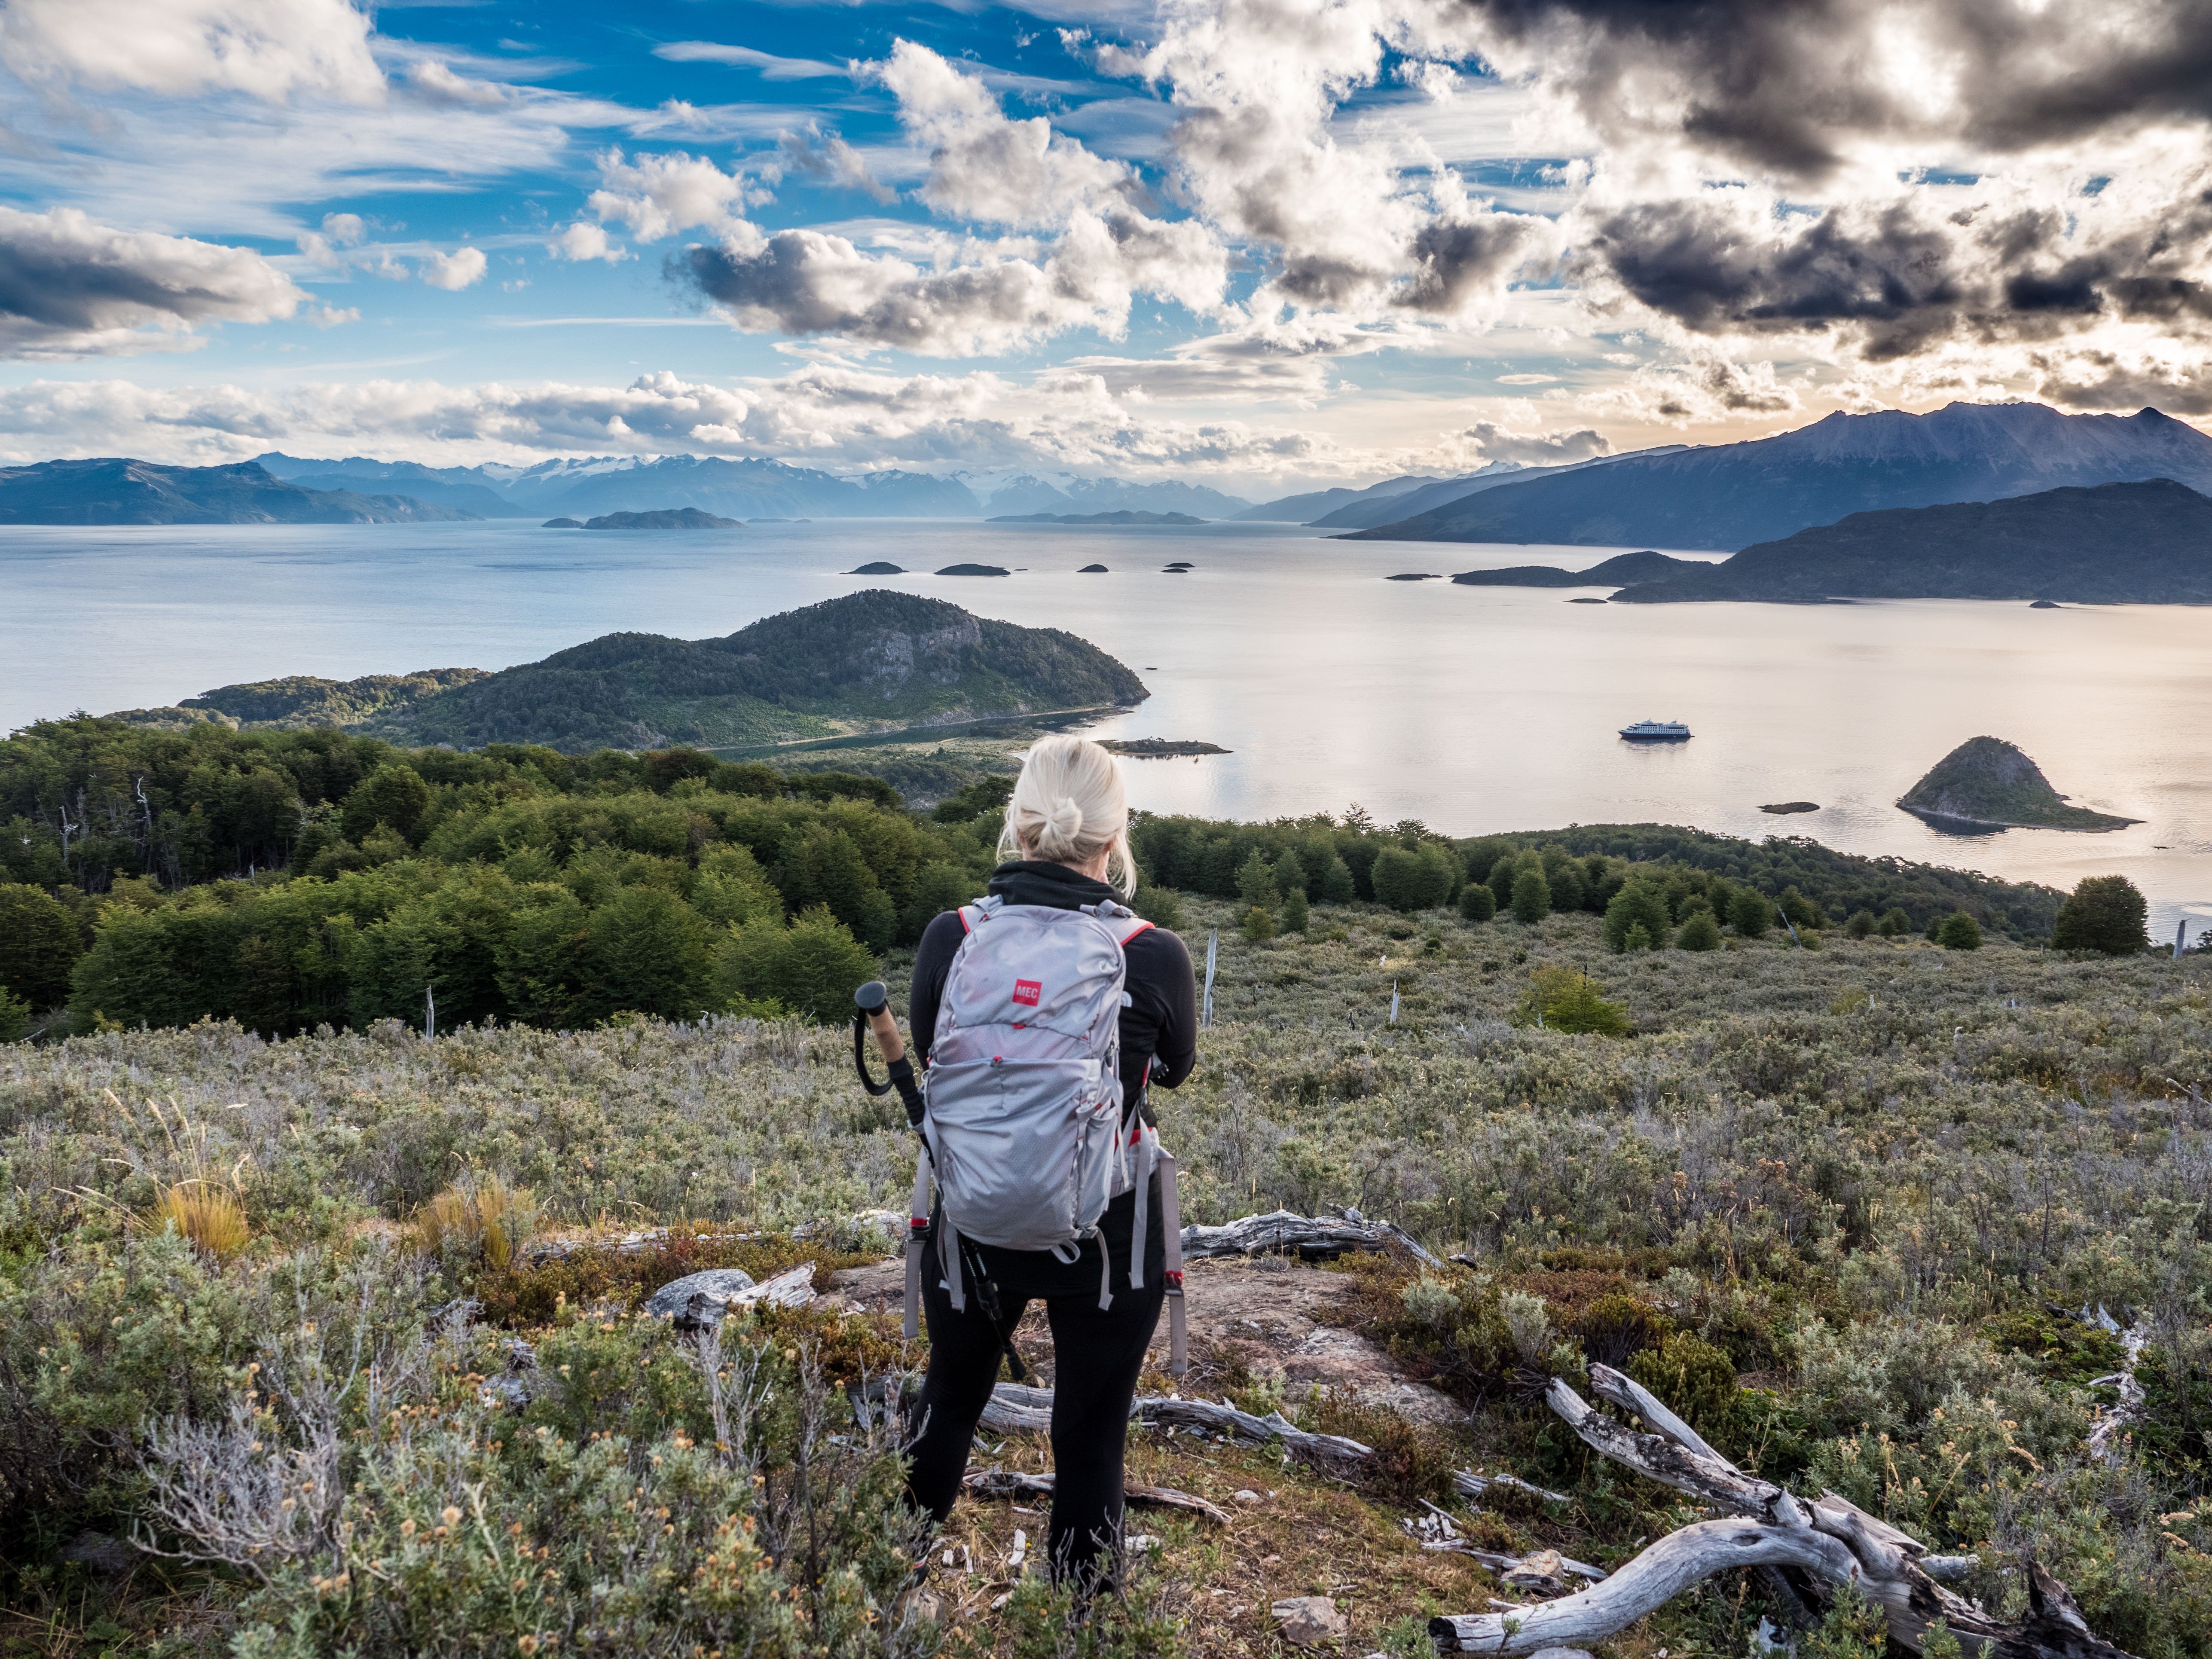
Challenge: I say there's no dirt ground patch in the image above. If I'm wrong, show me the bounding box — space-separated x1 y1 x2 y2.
826 1253 1462 1425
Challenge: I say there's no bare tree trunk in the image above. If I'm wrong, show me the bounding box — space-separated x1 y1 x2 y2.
1427 1365 2140 1659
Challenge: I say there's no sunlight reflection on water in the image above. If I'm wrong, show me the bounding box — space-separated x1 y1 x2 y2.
5 516 2208 933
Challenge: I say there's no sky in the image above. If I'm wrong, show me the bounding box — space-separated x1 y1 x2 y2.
0 0 2207 495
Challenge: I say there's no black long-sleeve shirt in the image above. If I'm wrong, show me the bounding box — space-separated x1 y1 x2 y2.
909 860 1198 1298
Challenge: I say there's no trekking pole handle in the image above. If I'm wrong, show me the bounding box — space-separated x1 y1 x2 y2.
853 981 927 1129
854 979 906 1066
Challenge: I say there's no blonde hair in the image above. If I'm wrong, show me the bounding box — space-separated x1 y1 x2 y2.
996 734 1136 897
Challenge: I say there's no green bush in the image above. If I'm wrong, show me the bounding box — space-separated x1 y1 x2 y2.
1134 884 1184 932
1936 911 1983 950
2051 874 2149 955
1372 845 1456 913
1516 965 1628 1035
1280 885 1309 933
716 906 878 1022
1845 908 1876 938
1674 910 1722 951
1878 906 1911 937
1242 904 1277 943
1729 888 1773 937
1509 868 1551 924
1458 881 1495 923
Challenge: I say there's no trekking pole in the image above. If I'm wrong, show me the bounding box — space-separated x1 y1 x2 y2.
854 981 933 1341
851 980 924 1128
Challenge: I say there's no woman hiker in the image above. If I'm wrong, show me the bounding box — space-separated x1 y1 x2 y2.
901 733 1198 1592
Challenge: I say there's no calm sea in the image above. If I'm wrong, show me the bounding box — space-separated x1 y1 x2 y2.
6 517 2210 937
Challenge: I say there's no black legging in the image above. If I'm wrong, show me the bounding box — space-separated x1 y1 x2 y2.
904 1251 1164 1587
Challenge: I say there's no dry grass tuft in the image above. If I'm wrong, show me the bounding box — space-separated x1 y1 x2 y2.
407 1175 536 1269
148 1179 250 1262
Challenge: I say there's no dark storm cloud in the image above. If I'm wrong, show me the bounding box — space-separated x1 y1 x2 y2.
1462 0 2212 183
1574 177 2212 358
1394 213 1552 313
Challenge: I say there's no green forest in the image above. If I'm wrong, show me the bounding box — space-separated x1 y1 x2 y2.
0 714 2112 1044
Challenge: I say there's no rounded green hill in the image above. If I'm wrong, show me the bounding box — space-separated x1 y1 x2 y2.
1897 736 2138 832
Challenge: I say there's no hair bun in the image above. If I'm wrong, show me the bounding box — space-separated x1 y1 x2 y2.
1040 796 1085 853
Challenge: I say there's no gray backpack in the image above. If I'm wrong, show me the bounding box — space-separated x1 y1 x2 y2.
905 894 1187 1372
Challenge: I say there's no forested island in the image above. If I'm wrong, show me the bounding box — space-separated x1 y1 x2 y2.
105 592 1147 754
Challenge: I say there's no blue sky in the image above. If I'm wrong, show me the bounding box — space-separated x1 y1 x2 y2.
0 0 2204 491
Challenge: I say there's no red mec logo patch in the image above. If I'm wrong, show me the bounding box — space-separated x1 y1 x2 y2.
1011 979 1043 1008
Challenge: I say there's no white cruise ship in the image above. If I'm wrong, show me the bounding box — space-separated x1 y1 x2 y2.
1619 719 1692 742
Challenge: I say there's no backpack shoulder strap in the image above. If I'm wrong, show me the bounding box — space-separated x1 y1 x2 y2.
1116 918 1154 947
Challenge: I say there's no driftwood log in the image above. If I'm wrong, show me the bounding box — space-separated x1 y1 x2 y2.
1181 1207 1444 1268
963 1467 1234 1525
1427 1364 2141 1658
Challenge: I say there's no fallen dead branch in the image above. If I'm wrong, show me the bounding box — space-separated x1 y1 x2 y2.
980 1383 1376 1469
1179 1207 1443 1268
963 1468 1234 1525
1427 1363 2142 1658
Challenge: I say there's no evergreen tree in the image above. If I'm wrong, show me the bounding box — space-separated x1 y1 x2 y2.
1624 921 1654 951
1936 911 1983 950
1487 852 1522 908
1777 885 1828 928
1272 849 1309 902
494 887 591 1028
1541 851 1587 913
1603 879 1673 952
1318 854 1357 905
1675 910 1722 950
0 986 28 1042
2051 874 2149 954
585 886 715 1021
1845 908 1876 938
0 882 80 1009
691 843 783 928
1235 849 1279 910
1877 906 1912 937
1510 868 1551 924
1279 885 1309 933
898 863 975 945
1458 881 1495 923
1729 888 1774 937
340 763 432 843
716 905 877 1022
1241 904 1276 943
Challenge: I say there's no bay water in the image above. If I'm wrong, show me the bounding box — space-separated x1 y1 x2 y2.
6 516 2210 936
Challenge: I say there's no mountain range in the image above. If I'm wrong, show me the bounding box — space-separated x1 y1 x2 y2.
1605 479 2212 604
252 454 1255 522
0 458 481 525
1343 403 2212 549
111 591 1149 753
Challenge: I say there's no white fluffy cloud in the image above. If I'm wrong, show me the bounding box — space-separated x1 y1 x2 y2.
548 222 624 264
0 0 382 103
0 366 1474 481
657 45 1230 356
420 247 487 292
587 148 761 242
0 205 303 357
